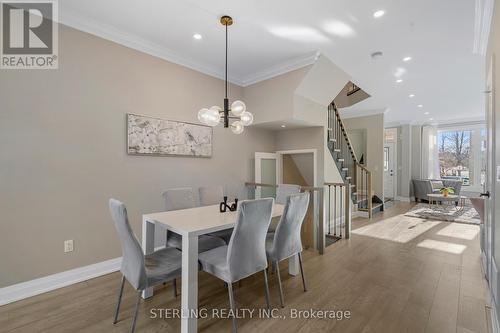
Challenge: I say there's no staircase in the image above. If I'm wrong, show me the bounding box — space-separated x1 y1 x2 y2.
327 102 382 218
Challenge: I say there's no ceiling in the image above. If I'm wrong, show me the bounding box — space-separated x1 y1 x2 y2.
60 0 486 125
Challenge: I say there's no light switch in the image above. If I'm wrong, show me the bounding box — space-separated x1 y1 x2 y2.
64 240 74 253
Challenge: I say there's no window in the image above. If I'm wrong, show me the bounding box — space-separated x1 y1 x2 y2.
384 147 389 171
437 125 485 190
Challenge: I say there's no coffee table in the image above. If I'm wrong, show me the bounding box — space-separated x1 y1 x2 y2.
427 193 467 212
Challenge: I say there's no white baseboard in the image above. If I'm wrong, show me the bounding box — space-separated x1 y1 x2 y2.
493 303 500 333
491 259 500 333
0 245 171 306
351 211 363 218
0 257 122 306
395 196 411 202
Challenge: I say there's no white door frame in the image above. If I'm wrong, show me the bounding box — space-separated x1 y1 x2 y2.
254 152 278 199
383 142 397 200
485 56 495 283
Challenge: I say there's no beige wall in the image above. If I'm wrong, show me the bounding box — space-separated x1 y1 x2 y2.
243 67 309 125
343 114 385 198
0 25 276 287
274 127 325 184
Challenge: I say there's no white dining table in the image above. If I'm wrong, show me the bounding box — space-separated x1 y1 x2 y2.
141 203 299 333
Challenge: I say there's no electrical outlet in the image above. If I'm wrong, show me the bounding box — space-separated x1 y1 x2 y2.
64 240 74 253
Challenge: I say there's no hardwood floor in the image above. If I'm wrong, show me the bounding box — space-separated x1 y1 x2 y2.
1 202 490 333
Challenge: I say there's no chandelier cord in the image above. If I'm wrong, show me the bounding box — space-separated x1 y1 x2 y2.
225 23 228 99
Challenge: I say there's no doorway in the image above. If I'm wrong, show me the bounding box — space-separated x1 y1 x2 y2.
383 142 396 199
254 149 317 249
254 152 278 199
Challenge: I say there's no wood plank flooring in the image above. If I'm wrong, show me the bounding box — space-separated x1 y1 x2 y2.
1 202 490 332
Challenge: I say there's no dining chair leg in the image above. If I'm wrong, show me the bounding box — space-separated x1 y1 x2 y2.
228 283 238 333
113 275 125 324
172 278 178 298
298 252 307 292
263 270 271 310
130 291 141 333
275 261 285 308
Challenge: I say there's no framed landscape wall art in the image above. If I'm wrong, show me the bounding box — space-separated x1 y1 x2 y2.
127 113 212 157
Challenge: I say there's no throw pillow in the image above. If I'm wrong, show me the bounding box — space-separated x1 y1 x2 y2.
431 180 444 190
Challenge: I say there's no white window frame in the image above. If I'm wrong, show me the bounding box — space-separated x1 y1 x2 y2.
437 122 485 192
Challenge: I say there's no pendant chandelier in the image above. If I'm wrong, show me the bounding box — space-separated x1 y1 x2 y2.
197 15 253 134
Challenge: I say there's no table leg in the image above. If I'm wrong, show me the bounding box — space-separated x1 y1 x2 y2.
288 255 299 276
181 234 198 333
141 218 155 299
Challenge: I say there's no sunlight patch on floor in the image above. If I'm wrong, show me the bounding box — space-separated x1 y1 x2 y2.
417 239 466 254
436 223 479 240
352 214 441 243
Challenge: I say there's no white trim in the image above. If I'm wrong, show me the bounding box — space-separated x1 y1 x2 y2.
254 152 278 199
59 9 245 86
384 141 397 201
492 302 500 333
473 0 494 55
241 51 320 86
59 9 319 87
0 257 121 306
0 244 169 306
355 210 370 218
338 108 387 120
395 196 411 202
491 259 500 333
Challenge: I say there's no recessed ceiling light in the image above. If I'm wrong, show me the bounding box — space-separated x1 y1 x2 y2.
403 56 412 62
424 112 429 115
409 94 415 98
371 51 383 60
324 20 355 37
418 104 423 108
193 33 202 40
429 118 434 121
396 79 403 83
373 10 385 18
281 125 286 128
394 67 407 77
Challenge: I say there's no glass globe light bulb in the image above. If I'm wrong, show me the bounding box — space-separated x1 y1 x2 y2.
205 107 221 127
197 108 210 124
230 100 246 116
240 111 253 126
231 121 244 134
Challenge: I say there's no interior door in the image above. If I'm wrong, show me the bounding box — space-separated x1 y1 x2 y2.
254 152 278 199
383 143 395 199
484 57 495 281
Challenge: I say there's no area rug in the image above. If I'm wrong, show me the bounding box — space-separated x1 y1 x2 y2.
405 203 480 225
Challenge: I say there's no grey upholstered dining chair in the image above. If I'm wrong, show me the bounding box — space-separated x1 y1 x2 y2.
199 185 234 243
269 183 302 233
109 199 182 333
199 185 224 206
266 192 309 308
198 198 274 333
162 188 226 252
275 184 302 204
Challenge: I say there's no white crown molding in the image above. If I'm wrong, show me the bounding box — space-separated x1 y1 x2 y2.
240 51 320 87
59 9 246 86
0 257 121 306
473 0 494 55
338 108 387 120
59 9 320 87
